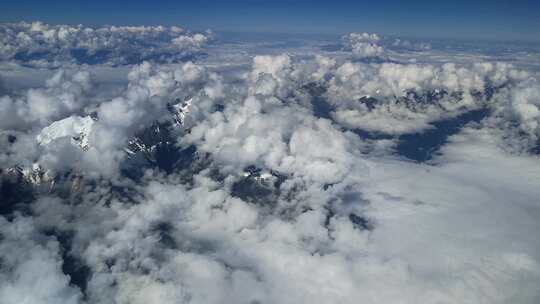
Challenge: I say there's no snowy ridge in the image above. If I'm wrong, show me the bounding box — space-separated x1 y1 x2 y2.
37 115 95 150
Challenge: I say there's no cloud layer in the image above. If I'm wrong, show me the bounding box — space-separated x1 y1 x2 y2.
1 23 540 304
0 22 210 67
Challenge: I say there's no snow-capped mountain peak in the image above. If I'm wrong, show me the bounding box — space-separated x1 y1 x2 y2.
37 115 94 150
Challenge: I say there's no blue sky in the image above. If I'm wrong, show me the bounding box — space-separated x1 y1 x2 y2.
2 0 540 41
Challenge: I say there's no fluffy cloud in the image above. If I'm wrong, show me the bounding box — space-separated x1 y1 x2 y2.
0 60 223 178
80 61 223 177
507 79 540 138
0 69 93 130
322 61 529 134
0 216 83 304
343 33 385 59
0 21 210 67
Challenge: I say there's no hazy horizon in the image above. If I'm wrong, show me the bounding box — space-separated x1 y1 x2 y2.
2 0 540 42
